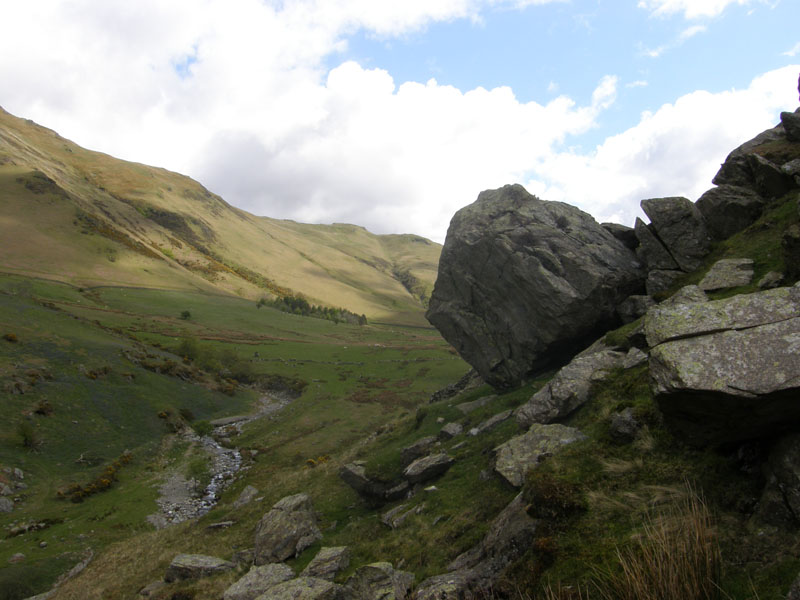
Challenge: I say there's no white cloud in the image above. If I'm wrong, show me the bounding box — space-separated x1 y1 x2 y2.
784 42 800 57
637 0 754 19
626 80 649 88
641 23 707 58
526 65 800 228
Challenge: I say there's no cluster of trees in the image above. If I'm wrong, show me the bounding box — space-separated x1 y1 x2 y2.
257 294 367 325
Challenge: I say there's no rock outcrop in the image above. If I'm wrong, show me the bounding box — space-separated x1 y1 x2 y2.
344 562 414 600
223 564 295 600
640 196 711 273
695 185 766 241
164 553 235 583
301 547 351 581
646 285 800 443
403 453 455 485
254 493 322 565
698 258 754 291
426 184 644 389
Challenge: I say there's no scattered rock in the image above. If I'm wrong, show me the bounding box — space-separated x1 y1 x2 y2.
381 504 408 528
8 553 25 564
609 408 641 443
516 349 624 427
301 547 351 581
139 581 166 597
232 548 255 567
438 423 463 440
403 453 455 485
339 462 390 502
758 271 783 289
647 286 800 443
429 369 484 404
234 485 259 508
0 482 11 496
253 493 322 565
265 576 344 600
640 197 711 272
0 497 13 513
223 563 295 600
698 258 754 291
426 184 644 389
494 424 587 487
400 437 437 466
695 185 766 241
344 561 414 600
617 294 655 324
456 395 495 415
164 553 235 582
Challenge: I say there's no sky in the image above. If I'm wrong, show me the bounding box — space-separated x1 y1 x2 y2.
1 1 799 244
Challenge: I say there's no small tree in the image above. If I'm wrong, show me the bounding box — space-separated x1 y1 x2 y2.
180 310 192 320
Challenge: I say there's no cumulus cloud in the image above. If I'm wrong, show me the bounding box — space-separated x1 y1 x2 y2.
526 65 800 228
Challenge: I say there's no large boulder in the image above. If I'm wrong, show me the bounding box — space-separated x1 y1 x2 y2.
403 453 455 485
698 258 754 292
646 285 800 443
164 554 235 582
301 547 351 581
426 184 644 389
223 564 295 600
494 423 587 487
515 349 625 428
640 197 711 272
634 217 679 270
695 185 766 241
254 493 322 565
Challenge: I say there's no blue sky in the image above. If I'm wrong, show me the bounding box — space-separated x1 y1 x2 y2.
1 0 799 242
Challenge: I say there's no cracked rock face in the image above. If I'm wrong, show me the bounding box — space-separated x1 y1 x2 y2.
646 285 800 444
426 184 644 389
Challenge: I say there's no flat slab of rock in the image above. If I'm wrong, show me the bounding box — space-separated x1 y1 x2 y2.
403 453 455 485
344 562 414 600
254 493 322 565
400 437 437 466
494 424 587 487
438 422 462 439
426 184 644 389
470 409 513 436
648 286 800 443
456 395 495 414
223 564 295 600
263 576 343 600
301 547 351 581
698 258 754 291
338 462 389 501
516 349 624 427
164 553 235 582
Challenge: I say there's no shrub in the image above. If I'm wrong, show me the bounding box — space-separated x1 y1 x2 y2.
180 310 191 320
191 420 213 437
17 421 41 450
3 333 18 343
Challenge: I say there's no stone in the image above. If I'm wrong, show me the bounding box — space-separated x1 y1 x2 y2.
748 153 795 199
602 222 638 250
622 347 648 370
139 581 167 597
516 350 624 428
647 286 800 443
782 111 800 142
471 410 513 436
634 217 678 270
0 482 12 496
164 553 235 582
262 577 343 600
234 485 259 508
233 548 255 567
344 562 414 600
783 158 800 186
403 453 455 485
640 197 711 272
400 437 437 466
695 185 766 241
412 571 477 599
646 269 683 296
617 295 655 324
438 422 462 440
698 258 754 291
494 424 587 487
429 369 483 403
713 122 786 189
426 184 644 389
455 395 495 415
758 271 783 289
609 408 641 443
8 553 25 564
0 497 13 513
253 493 322 565
302 547 351 581
339 463 389 502
661 285 708 307
223 564 295 600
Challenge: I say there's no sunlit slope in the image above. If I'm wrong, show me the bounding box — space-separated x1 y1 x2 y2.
0 107 440 325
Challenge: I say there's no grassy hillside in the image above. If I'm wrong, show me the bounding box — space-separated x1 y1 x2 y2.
0 107 440 326
0 273 468 599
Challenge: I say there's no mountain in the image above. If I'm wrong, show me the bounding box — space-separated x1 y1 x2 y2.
0 107 439 326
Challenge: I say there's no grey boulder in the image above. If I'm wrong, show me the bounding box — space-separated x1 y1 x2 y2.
254 493 322 565
426 184 643 389
403 453 455 485
259 577 344 600
301 547 351 581
223 564 295 600
698 258 754 292
695 185 766 241
164 553 235 583
344 562 414 600
640 197 711 272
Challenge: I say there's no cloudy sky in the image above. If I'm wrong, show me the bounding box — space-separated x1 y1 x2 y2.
2 0 799 243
